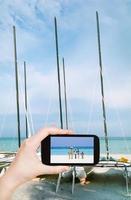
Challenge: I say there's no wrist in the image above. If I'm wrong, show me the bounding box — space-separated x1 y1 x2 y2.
0 171 20 200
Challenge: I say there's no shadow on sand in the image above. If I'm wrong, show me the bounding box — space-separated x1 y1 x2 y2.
13 168 131 200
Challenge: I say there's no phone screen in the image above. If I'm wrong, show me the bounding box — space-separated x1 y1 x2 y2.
50 136 94 164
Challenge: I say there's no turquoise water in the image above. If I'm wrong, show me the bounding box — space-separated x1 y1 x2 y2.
51 147 93 155
0 137 131 154
0 138 25 152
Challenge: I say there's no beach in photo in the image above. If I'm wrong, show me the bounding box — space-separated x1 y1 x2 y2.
50 136 94 164
51 154 93 163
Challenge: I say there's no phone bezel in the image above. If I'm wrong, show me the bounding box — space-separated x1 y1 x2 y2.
41 134 100 166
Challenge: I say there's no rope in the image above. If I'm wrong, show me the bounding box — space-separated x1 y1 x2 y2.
0 101 9 137
65 97 73 131
0 83 15 137
86 81 98 133
18 67 32 138
26 94 35 135
43 74 57 127
104 73 130 154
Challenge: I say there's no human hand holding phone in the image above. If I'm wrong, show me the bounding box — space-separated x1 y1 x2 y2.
0 127 71 200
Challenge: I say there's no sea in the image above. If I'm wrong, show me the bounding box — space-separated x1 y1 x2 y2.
51 147 93 155
0 137 131 154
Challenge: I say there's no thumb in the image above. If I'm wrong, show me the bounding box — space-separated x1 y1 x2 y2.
39 164 69 175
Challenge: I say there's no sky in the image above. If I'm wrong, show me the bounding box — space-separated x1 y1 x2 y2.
51 136 93 147
0 0 131 138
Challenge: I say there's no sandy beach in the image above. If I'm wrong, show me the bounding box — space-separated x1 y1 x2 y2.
51 155 94 164
10 154 131 200
1 153 131 199
12 167 131 200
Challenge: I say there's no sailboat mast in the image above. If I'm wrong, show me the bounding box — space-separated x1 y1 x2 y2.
96 11 109 159
62 58 68 129
54 17 63 129
13 26 21 147
24 61 28 138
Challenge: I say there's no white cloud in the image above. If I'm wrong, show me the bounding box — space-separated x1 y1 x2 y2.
0 0 131 114
104 79 131 109
0 59 131 115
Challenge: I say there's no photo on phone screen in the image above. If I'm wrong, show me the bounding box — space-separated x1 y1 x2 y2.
50 136 94 164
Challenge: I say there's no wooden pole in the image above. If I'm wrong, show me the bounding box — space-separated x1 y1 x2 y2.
13 26 21 147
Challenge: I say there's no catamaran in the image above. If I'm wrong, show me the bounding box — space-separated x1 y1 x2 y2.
0 12 131 197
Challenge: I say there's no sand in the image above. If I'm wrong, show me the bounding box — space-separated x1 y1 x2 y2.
51 155 93 164
12 166 131 200
1 153 131 199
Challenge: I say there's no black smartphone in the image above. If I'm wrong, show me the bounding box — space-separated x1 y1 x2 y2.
41 134 100 166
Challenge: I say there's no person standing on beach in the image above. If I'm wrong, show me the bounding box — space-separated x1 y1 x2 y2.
76 148 80 159
70 147 73 159
68 148 71 159
74 151 77 159
81 152 84 159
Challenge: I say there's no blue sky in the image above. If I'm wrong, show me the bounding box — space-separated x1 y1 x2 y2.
0 0 131 138
51 136 93 147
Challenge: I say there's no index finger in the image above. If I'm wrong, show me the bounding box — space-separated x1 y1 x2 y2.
27 127 73 150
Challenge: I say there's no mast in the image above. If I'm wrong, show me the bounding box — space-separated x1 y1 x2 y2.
54 17 63 129
13 26 21 147
96 11 109 160
62 58 68 129
24 61 28 138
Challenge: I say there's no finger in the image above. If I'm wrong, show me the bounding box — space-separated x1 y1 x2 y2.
44 127 73 135
39 165 70 175
29 127 73 150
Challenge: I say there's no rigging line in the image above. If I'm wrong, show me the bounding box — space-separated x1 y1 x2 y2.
43 90 53 127
62 70 75 131
43 76 57 127
86 81 98 133
26 93 35 135
22 64 35 135
0 104 8 137
18 66 32 138
0 86 15 136
19 73 32 137
0 111 6 136
50 68 61 128
62 58 69 130
24 61 28 139
104 74 130 154
67 98 75 132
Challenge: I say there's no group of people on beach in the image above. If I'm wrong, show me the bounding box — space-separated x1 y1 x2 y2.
68 147 85 159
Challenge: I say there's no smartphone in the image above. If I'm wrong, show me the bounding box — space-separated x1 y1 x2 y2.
41 134 99 166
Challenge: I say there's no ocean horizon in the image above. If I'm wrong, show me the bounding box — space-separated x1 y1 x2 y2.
0 137 131 154
51 147 93 155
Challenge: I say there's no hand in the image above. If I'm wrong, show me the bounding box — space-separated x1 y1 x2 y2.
0 127 72 200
